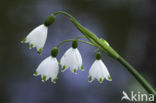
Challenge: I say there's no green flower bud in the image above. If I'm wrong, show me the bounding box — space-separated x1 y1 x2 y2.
96 52 101 60
51 47 59 57
44 14 56 27
72 40 78 49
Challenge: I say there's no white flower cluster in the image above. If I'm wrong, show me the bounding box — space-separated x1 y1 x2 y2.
22 25 112 84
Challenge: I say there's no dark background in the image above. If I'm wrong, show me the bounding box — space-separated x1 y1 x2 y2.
0 0 156 103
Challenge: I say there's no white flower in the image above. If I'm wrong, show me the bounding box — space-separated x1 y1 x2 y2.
21 24 48 54
88 60 112 83
60 47 84 74
34 56 59 83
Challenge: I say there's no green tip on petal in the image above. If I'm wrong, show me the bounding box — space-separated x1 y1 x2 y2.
108 75 112 81
61 65 66 72
73 68 77 74
52 78 57 84
38 48 43 54
29 44 34 49
81 65 84 71
42 75 47 82
99 78 103 83
33 71 38 76
88 76 92 82
21 38 27 43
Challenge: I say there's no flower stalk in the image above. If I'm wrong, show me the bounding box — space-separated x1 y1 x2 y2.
52 11 156 96
56 39 96 48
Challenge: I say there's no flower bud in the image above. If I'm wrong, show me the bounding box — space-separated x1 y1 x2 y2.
44 14 56 27
51 47 59 57
72 40 78 49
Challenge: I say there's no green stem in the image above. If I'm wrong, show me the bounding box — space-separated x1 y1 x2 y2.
52 11 156 96
118 57 156 96
56 39 96 48
54 11 119 59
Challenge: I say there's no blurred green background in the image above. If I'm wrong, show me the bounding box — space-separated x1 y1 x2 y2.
0 0 156 103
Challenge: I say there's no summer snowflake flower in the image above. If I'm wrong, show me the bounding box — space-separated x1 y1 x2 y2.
34 48 59 83
88 52 112 83
21 24 48 54
60 40 84 74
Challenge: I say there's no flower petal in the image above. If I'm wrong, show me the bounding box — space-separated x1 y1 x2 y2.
88 60 111 83
35 56 59 82
60 48 83 74
23 24 48 52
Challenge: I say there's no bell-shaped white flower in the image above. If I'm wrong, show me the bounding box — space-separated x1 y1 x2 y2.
60 40 84 74
60 41 83 74
88 52 112 83
60 47 83 74
21 24 48 54
34 56 59 83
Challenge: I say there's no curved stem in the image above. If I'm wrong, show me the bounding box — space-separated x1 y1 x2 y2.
52 11 156 96
78 40 96 47
56 39 96 48
54 11 72 18
54 11 120 59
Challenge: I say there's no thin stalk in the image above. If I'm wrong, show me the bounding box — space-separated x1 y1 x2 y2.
56 39 96 48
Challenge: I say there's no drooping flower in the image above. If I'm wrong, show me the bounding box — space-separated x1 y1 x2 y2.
60 40 84 74
34 48 59 83
21 24 48 54
21 14 56 54
88 52 112 83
